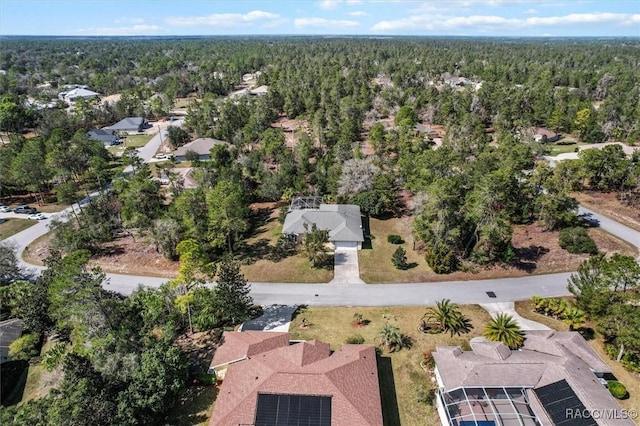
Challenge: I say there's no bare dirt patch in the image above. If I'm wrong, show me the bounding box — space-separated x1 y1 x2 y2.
574 191 640 232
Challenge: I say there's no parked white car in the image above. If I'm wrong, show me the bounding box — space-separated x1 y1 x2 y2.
28 213 46 220
0 205 11 212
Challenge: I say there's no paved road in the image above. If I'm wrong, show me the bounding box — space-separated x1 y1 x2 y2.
3 125 638 306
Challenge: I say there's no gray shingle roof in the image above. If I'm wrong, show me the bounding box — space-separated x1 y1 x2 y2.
108 117 146 132
174 137 227 157
282 204 364 243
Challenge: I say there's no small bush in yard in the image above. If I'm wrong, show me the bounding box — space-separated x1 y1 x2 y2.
559 227 598 254
392 246 408 270
387 234 404 244
345 334 365 344
415 384 436 405
425 244 458 274
607 381 629 399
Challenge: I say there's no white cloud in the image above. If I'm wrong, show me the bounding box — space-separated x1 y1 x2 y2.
295 17 360 28
76 24 161 36
319 0 342 9
372 12 640 32
349 11 370 17
319 0 362 9
167 10 281 27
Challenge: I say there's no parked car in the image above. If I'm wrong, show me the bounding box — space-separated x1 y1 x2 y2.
14 205 37 214
154 153 167 159
0 205 11 212
79 197 92 207
28 213 46 220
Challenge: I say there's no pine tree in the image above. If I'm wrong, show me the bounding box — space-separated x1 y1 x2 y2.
215 259 253 325
392 246 408 270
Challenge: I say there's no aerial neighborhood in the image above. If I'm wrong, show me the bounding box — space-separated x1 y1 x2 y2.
0 3 639 425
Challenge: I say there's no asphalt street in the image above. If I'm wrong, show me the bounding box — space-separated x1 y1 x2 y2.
3 124 638 306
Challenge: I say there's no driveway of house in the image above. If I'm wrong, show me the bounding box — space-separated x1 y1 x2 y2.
330 246 365 284
480 302 551 331
240 305 298 332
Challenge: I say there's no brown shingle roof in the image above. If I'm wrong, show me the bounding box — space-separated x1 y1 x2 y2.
210 331 290 368
210 335 383 426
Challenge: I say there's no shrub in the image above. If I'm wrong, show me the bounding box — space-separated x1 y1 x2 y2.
387 234 404 244
8 334 40 361
392 246 408 270
559 227 598 254
415 384 436 405
607 381 629 399
425 244 458 274
345 334 365 344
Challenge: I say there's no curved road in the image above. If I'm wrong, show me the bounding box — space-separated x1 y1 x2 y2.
4 133 639 306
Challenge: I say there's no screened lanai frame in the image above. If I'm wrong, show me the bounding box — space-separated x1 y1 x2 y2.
439 386 541 426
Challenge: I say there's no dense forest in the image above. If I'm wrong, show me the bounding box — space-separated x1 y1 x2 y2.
1 36 639 424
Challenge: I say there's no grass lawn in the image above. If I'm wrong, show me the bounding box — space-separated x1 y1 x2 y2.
166 385 217 426
0 218 35 240
548 142 583 155
359 217 433 283
239 207 333 283
290 305 491 426
515 301 640 413
22 339 64 403
124 134 154 148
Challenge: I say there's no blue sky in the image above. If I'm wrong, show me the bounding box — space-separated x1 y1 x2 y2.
1 1 638 37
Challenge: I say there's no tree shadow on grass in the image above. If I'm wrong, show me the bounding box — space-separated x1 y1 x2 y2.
512 245 549 273
168 385 217 426
377 355 401 426
246 207 276 239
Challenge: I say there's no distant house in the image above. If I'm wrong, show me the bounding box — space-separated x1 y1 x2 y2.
534 127 560 143
283 198 364 249
107 117 150 133
59 87 100 104
88 129 120 146
433 330 634 426
0 319 23 363
173 137 227 162
209 331 383 426
415 123 440 137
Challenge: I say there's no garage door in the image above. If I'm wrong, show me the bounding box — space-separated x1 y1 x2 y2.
335 241 359 249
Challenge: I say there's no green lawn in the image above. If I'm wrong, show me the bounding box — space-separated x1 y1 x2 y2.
0 218 36 240
359 217 434 283
240 210 333 283
290 305 491 426
124 134 154 148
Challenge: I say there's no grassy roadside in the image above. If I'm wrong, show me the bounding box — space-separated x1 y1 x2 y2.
574 192 640 233
0 219 36 240
289 305 491 426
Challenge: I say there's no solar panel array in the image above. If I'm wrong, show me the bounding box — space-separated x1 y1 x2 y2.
533 379 597 426
254 393 331 426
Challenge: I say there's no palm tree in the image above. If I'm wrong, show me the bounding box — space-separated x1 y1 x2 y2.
483 313 525 349
562 307 586 331
422 299 473 336
378 323 404 352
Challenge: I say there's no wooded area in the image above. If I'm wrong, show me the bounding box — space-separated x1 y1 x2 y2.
0 36 639 424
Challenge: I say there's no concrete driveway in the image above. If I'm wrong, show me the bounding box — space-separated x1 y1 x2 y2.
480 302 550 331
330 246 365 284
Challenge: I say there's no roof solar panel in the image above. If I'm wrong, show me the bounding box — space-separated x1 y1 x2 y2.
255 393 331 426
533 379 597 426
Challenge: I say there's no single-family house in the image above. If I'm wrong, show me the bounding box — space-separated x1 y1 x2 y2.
88 129 121 146
173 137 227 162
433 330 634 426
415 123 440 138
534 127 560 143
209 331 383 426
0 319 23 363
107 117 150 133
59 87 100 104
282 199 364 250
